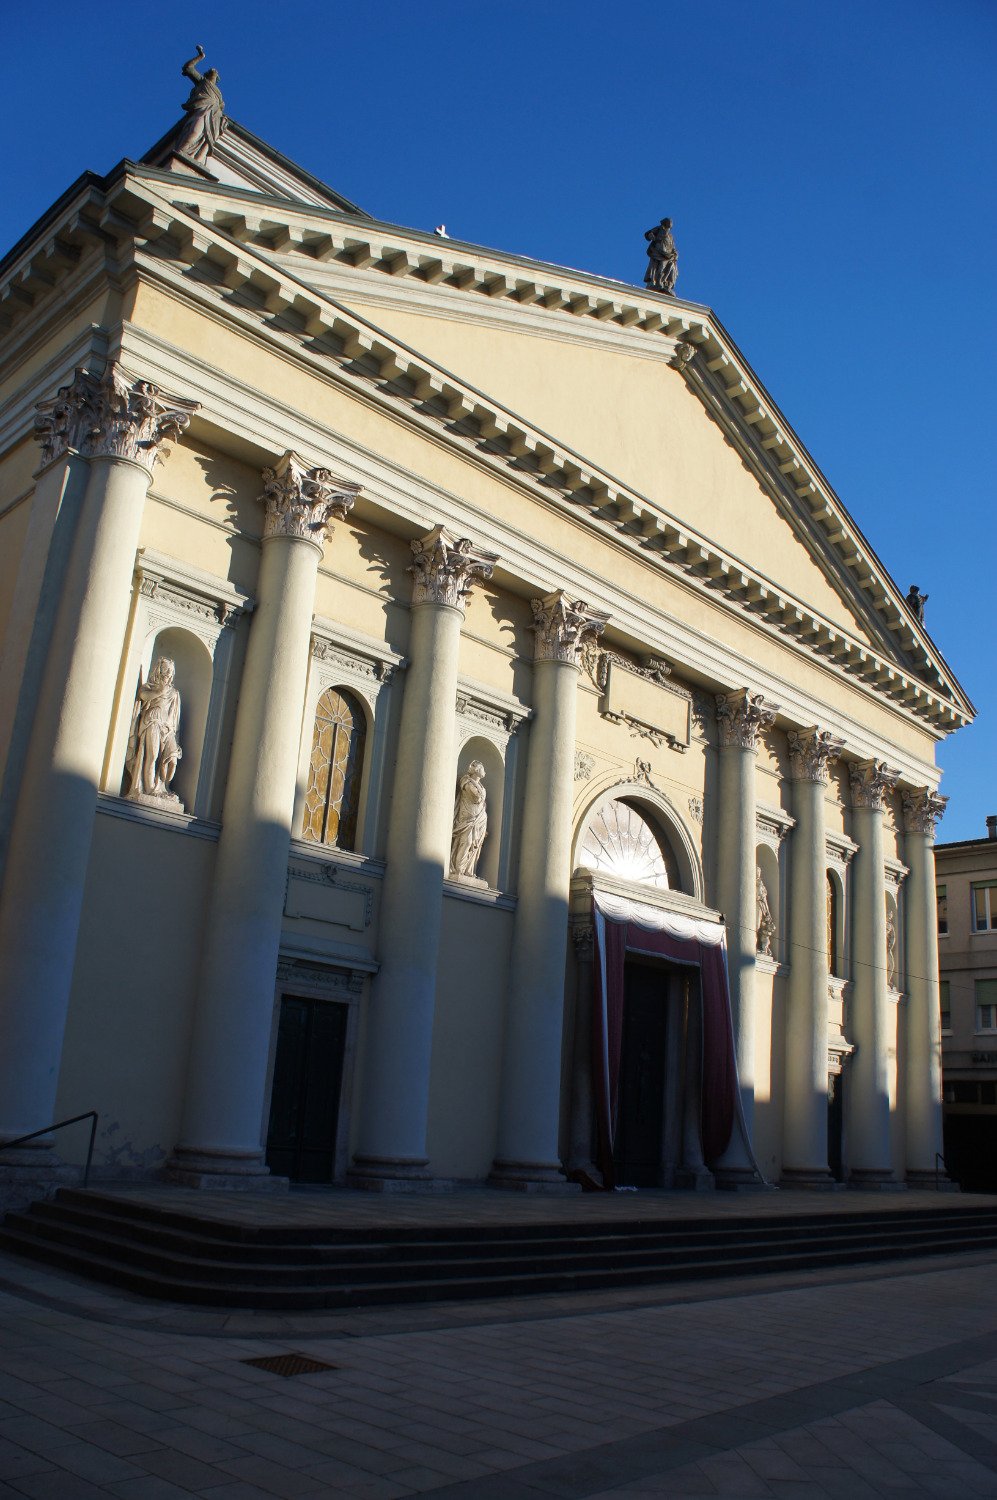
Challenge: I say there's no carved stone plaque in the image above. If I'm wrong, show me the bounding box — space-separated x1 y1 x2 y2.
603 661 691 749
284 874 368 931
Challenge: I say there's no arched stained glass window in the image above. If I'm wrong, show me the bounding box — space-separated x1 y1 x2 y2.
578 799 681 889
302 688 366 851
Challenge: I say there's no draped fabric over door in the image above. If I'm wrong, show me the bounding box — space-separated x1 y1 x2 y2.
591 891 739 1187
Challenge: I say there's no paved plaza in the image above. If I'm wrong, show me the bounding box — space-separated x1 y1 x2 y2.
0 1230 996 1498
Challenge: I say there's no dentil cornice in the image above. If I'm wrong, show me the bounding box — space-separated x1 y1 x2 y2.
409 524 497 608
716 688 778 751
849 758 900 811
259 451 359 544
34 361 199 473
901 787 948 837
531 591 609 664
788 727 845 784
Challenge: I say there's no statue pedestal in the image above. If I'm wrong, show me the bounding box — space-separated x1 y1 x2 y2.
126 790 184 813
449 873 488 890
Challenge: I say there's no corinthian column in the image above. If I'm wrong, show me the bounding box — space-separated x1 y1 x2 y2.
171 454 359 1186
847 758 901 1188
782 728 843 1187
351 526 496 1189
492 591 608 1190
713 687 777 1185
901 786 948 1186
0 367 198 1192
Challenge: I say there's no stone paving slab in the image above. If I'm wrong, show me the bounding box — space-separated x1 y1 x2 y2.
0 1249 996 1496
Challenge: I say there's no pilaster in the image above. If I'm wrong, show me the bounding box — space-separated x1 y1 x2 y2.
492 591 607 1191
350 525 496 1190
170 453 359 1187
0 366 198 1202
713 687 777 1187
846 758 902 1189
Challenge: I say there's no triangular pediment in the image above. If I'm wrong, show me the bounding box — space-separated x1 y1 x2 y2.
143 118 369 218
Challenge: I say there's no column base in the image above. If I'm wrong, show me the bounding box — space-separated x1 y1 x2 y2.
489 1159 581 1194
166 1147 288 1193
779 1167 844 1191
714 1165 774 1192
847 1168 907 1192
348 1155 432 1192
905 1169 960 1192
0 1152 80 1213
675 1165 715 1192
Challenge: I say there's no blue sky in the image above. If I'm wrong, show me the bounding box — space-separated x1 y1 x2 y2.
5 1 994 839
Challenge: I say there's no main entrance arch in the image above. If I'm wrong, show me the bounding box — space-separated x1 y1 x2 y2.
568 793 737 1190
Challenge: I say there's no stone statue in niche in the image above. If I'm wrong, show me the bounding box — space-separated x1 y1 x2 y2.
644 218 679 295
887 905 898 988
174 46 227 166
756 870 776 958
125 657 183 809
450 760 488 884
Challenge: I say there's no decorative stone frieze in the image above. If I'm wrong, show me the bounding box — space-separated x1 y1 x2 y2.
34 363 199 472
574 750 595 782
530 591 609 664
901 787 948 837
848 758 900 811
408 525 497 608
715 688 778 751
788 727 844 784
260 452 359 544
580 642 671 692
688 795 704 824
571 923 595 962
671 341 696 369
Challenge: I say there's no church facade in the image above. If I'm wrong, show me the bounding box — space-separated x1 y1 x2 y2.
0 83 972 1204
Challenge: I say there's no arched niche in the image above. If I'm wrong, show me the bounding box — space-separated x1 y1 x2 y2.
573 788 702 901
827 868 845 979
755 843 781 962
885 889 901 992
301 685 372 853
452 735 505 890
125 626 213 815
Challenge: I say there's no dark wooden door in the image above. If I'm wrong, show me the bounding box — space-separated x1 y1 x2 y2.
614 962 668 1187
828 1072 844 1182
266 996 348 1183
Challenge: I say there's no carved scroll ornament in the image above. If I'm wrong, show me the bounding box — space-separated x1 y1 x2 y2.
849 759 900 811
788 727 844 784
715 688 778 751
409 525 496 608
901 786 948 837
35 364 200 472
531 591 609 664
260 452 359 544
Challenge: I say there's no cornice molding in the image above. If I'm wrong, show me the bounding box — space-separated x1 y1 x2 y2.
0 170 970 737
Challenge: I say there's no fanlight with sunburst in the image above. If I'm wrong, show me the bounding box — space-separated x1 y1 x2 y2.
578 800 679 889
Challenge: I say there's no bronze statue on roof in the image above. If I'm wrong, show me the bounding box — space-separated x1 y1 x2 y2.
174 46 227 166
644 218 678 296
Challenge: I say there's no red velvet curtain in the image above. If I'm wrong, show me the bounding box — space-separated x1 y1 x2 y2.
592 905 737 1188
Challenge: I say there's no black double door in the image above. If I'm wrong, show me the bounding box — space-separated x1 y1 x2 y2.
265 995 347 1184
613 961 673 1188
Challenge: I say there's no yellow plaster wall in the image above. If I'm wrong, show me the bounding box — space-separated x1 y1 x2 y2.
0 490 31 652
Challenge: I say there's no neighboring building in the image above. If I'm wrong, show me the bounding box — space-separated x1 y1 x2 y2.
936 816 997 1190
0 66 975 1209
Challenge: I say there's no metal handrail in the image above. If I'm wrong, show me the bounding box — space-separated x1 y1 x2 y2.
2 1112 98 1187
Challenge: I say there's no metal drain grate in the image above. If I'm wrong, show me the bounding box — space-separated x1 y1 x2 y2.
242 1352 338 1378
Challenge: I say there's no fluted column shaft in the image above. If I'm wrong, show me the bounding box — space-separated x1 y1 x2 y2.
713 688 777 1182
0 367 198 1166
902 788 947 1184
847 759 900 1186
782 729 842 1186
492 592 607 1189
352 527 495 1187
172 455 359 1185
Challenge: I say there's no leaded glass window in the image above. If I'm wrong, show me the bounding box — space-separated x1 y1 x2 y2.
302 688 366 850
578 800 680 889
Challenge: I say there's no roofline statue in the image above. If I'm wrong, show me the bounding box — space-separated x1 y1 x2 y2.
644 217 678 296
174 46 227 167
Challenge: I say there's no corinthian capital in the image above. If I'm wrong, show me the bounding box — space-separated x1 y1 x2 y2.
408 525 497 608
34 363 199 472
259 452 359 544
788 727 844 784
531 591 609 664
848 758 900 811
901 786 948 837
715 688 778 751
